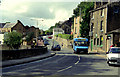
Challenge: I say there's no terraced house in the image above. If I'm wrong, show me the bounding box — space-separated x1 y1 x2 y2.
0 20 25 34
89 2 120 53
73 16 83 38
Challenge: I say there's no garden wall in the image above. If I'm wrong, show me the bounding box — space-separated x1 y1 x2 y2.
2 46 48 61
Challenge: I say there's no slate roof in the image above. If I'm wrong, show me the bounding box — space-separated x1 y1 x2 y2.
3 23 16 28
0 23 6 28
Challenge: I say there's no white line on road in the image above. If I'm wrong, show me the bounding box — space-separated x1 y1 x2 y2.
75 61 79 65
57 55 80 73
75 56 80 65
57 66 72 72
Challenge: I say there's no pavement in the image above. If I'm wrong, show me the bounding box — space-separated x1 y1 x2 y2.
2 50 56 68
88 49 107 59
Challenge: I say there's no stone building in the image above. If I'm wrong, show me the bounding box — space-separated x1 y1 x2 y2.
0 20 25 35
73 16 82 38
53 28 64 36
58 20 72 34
89 2 120 52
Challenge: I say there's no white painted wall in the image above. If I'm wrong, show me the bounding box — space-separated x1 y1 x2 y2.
0 34 4 45
53 28 64 36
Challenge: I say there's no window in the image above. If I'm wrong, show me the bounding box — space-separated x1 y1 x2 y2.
91 12 94 19
97 38 99 46
100 36 103 46
75 27 77 34
100 21 103 30
91 23 94 31
101 9 104 16
94 38 96 45
75 18 77 24
114 6 119 14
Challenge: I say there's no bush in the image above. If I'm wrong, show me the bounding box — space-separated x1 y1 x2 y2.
4 31 22 49
55 34 73 40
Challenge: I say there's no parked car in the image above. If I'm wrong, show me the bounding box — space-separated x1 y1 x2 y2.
51 45 61 51
106 47 120 66
44 40 49 46
48 36 52 39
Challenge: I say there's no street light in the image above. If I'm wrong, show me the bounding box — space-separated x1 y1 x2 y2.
30 18 44 42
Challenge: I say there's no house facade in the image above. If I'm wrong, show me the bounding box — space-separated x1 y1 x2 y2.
0 33 4 45
89 2 120 52
0 20 25 35
73 16 81 38
53 28 64 36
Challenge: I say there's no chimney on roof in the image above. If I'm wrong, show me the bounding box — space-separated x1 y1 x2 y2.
17 20 21 23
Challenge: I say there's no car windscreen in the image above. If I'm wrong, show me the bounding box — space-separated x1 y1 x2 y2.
109 48 120 53
74 41 88 46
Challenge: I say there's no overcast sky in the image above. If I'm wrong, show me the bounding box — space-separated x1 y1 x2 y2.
0 0 82 30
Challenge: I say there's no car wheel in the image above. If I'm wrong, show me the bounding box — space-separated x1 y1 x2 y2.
107 61 112 66
58 49 61 51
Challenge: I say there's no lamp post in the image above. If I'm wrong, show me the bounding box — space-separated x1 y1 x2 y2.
30 18 44 42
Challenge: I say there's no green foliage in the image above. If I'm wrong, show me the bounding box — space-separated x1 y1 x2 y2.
56 34 73 40
73 2 94 17
4 31 22 49
80 2 94 38
73 2 94 38
45 30 51 35
26 32 34 42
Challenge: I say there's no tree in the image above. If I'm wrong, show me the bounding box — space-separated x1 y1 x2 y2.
4 31 22 49
73 2 94 38
80 2 94 38
26 32 34 42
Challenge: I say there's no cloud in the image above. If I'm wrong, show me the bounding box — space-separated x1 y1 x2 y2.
0 0 80 30
15 5 28 14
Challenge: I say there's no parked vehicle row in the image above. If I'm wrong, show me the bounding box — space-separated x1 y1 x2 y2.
51 45 61 51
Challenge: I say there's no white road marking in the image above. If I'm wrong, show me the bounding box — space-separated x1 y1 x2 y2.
75 56 80 65
57 55 81 72
75 61 79 65
56 54 78 56
57 66 72 72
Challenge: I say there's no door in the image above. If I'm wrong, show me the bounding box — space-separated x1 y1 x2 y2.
91 40 93 51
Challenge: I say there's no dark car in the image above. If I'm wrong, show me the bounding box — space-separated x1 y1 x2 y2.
51 45 61 51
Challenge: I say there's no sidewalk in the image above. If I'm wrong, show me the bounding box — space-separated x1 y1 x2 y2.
1 50 56 68
88 49 107 58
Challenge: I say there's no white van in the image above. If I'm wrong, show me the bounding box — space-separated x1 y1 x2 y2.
106 47 120 66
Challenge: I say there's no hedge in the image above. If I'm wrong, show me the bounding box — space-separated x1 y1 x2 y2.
55 34 73 40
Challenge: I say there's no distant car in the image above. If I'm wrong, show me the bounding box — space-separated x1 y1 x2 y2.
51 45 61 51
44 40 49 46
48 36 52 39
43 38 48 41
106 47 120 66
38 36 43 40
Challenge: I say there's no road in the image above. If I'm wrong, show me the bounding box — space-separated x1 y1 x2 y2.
2 38 119 76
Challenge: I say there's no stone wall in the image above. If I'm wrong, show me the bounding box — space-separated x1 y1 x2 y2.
54 37 73 48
